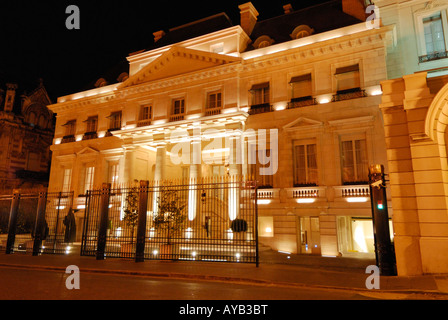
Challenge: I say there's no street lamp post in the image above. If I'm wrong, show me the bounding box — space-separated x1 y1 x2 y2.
368 164 396 276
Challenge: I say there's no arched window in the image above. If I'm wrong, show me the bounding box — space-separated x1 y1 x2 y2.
291 25 314 40
38 114 47 128
28 112 36 126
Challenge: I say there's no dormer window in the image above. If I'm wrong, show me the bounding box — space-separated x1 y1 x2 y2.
94 78 108 88
291 25 314 40
117 72 129 83
253 35 274 49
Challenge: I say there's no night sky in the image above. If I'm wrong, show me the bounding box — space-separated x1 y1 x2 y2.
0 0 330 102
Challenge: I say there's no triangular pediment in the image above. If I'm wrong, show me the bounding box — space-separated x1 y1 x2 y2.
77 147 99 156
120 46 241 87
283 117 323 132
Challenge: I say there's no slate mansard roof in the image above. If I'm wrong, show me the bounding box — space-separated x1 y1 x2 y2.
247 0 362 51
86 1 363 90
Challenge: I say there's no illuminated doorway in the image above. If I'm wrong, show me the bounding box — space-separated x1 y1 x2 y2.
298 216 321 255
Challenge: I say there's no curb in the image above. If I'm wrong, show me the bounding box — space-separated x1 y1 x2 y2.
2 262 448 299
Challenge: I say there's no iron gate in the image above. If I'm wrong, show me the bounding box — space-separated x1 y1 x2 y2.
81 177 259 264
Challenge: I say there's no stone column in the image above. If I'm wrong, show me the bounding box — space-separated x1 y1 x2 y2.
152 145 166 214
154 145 166 182
228 136 241 221
123 146 135 183
188 141 201 221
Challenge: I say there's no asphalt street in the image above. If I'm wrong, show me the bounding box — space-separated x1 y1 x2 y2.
0 265 374 300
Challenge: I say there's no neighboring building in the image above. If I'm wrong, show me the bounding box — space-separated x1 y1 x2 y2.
0 80 54 191
375 0 448 275
47 1 395 258
378 0 448 79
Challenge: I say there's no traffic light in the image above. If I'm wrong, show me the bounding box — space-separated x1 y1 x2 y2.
368 164 396 276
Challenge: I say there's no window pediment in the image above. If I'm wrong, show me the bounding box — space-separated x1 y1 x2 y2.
283 117 323 132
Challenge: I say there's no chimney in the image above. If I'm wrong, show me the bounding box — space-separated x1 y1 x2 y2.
342 0 369 21
153 30 166 43
4 83 18 112
283 4 293 14
239 2 259 36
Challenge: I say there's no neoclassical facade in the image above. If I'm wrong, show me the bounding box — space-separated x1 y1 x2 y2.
47 1 395 257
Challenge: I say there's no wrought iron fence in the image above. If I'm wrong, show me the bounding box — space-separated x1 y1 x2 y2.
0 190 74 254
81 177 259 265
42 192 75 254
0 194 13 251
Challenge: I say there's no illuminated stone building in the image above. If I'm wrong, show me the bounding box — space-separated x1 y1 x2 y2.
47 1 395 257
0 80 54 191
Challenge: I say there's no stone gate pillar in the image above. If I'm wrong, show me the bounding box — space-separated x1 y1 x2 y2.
380 72 448 275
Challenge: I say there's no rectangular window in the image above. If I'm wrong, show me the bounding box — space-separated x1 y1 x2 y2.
172 98 185 115
138 105 152 126
85 116 98 133
140 105 152 120
335 64 360 92
62 168 72 192
423 12 446 55
250 83 270 106
108 112 122 130
64 120 76 136
293 143 318 187
290 74 312 100
341 139 368 184
206 91 222 109
83 166 95 194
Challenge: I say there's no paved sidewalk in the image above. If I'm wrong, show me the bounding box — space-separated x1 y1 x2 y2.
0 245 447 300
